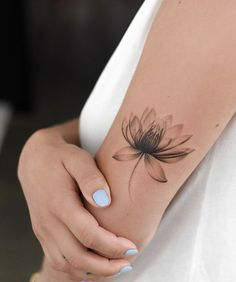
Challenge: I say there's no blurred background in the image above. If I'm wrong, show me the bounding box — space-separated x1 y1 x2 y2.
0 1 143 281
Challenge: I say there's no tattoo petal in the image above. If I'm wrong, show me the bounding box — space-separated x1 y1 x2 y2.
142 108 156 128
113 146 141 161
129 116 141 140
157 155 189 163
165 124 184 139
140 107 150 121
155 148 195 163
161 135 193 151
157 147 195 156
162 114 173 129
158 137 172 150
144 154 167 182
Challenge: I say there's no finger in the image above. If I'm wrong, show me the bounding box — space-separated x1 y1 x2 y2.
41 241 70 274
67 266 102 282
41 227 102 281
63 146 111 208
49 217 103 280
56 193 138 259
53 218 132 277
42 256 99 282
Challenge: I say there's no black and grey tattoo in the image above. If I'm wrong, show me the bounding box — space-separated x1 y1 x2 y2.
113 108 195 197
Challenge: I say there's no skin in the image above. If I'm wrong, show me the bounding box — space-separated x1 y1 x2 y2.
18 120 138 282
18 0 236 281
86 0 236 252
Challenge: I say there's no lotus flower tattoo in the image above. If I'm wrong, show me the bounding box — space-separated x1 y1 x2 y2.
113 108 195 197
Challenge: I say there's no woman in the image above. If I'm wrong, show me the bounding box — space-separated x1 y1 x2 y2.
18 0 236 281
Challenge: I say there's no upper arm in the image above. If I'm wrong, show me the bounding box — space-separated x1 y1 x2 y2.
85 0 236 249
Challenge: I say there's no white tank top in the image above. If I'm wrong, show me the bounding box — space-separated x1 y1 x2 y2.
79 1 236 281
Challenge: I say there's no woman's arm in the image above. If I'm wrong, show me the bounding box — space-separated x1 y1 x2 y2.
84 0 236 253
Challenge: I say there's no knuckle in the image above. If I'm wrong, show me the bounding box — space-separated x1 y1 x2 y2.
31 221 43 241
32 213 50 235
110 245 122 258
50 197 59 215
80 170 105 191
31 222 39 236
67 274 81 281
50 196 63 216
69 256 83 270
79 224 96 249
87 277 101 282
50 260 68 273
99 268 116 277
104 261 121 276
85 260 116 277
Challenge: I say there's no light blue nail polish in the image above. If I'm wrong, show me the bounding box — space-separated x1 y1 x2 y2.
124 249 139 256
92 189 110 207
119 265 133 274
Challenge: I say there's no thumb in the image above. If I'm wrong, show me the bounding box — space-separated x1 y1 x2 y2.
63 146 111 208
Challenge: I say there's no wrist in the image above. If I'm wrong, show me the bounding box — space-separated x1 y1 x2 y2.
50 119 80 146
34 118 80 147
32 127 66 147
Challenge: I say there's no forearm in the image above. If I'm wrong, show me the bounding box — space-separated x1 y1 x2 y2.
83 0 236 252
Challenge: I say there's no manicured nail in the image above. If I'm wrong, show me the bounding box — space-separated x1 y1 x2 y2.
119 265 133 274
92 189 110 207
124 248 139 256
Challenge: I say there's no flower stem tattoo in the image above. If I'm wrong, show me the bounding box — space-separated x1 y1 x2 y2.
112 108 195 198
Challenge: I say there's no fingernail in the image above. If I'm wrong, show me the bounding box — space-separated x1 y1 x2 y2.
92 189 110 207
124 248 139 256
119 265 133 274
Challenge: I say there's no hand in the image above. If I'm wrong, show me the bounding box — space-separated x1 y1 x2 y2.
18 127 138 281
